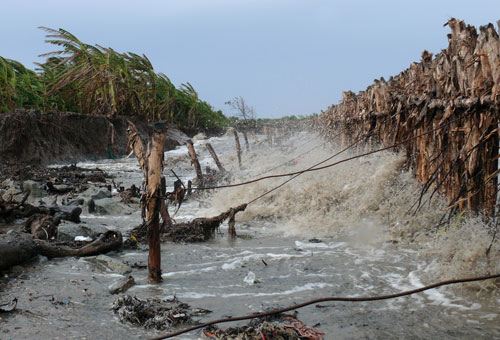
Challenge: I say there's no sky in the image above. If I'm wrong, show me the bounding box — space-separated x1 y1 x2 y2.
2 0 500 118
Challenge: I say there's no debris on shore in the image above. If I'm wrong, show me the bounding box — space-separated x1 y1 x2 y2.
202 314 324 340
112 295 209 330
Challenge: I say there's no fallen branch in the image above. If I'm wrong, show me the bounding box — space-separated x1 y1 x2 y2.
132 204 247 243
34 230 122 258
0 230 123 270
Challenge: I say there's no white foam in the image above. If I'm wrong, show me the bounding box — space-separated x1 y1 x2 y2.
221 252 309 270
176 282 335 299
161 266 217 278
480 313 498 320
295 241 345 249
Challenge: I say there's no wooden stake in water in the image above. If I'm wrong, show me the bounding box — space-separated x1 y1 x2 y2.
146 127 166 283
233 130 242 169
206 143 226 173
186 139 204 186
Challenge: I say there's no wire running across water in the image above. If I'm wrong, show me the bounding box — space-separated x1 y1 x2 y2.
192 117 459 197
148 273 500 340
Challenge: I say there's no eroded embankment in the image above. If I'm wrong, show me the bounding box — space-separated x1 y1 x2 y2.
0 110 189 168
320 18 500 215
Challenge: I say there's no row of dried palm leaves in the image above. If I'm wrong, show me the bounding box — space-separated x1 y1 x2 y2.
320 18 500 216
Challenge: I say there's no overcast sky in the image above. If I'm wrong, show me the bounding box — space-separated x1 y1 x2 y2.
2 1 500 118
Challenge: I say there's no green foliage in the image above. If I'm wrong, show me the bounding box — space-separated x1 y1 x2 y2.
0 27 229 132
0 57 46 112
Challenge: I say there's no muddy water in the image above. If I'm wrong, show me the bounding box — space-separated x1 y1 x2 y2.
2 133 500 339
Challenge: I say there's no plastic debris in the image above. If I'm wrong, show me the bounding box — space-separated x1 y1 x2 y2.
75 236 93 242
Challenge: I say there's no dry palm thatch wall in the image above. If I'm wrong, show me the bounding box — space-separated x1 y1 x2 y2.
320 19 500 215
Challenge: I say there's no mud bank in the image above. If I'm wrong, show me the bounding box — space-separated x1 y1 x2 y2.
0 110 189 166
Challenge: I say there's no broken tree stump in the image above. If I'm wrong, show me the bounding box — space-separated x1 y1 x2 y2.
186 139 204 186
127 121 167 284
206 143 226 173
233 130 242 169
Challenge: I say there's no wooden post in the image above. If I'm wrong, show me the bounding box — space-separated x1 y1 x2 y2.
186 139 204 186
233 130 242 169
206 143 226 173
127 121 166 284
146 127 166 283
242 131 250 151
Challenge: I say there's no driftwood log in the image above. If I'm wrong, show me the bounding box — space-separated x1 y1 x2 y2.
34 230 122 258
320 18 500 215
0 231 123 270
